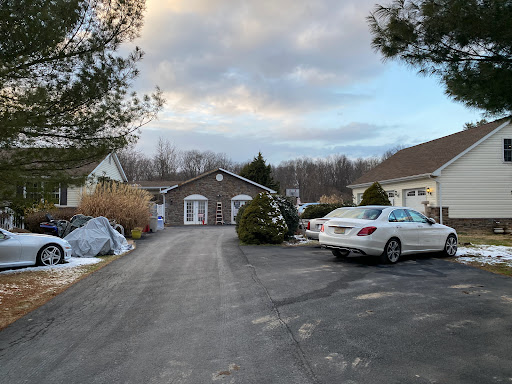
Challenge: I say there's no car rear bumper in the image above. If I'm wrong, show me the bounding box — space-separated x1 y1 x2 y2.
305 229 320 240
319 233 384 256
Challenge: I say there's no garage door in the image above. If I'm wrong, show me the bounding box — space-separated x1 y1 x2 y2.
404 189 426 212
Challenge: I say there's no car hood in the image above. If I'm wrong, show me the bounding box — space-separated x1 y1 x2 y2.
15 233 63 240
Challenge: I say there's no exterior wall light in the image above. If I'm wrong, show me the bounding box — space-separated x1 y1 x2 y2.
426 187 432 195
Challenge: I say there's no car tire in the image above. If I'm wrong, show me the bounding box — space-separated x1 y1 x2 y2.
37 244 64 266
381 238 401 264
332 249 349 258
442 234 458 257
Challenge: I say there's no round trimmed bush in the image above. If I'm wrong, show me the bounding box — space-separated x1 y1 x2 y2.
359 182 391 206
237 192 288 244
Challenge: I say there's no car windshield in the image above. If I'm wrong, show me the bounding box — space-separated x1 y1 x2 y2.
325 208 349 218
341 208 382 220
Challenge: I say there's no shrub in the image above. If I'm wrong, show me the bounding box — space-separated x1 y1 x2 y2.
78 182 152 233
235 203 248 234
237 192 288 244
359 182 391 206
302 203 344 219
319 194 344 204
273 195 299 238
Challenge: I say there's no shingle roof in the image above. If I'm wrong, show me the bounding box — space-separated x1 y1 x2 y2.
132 180 182 188
350 117 511 186
162 168 276 194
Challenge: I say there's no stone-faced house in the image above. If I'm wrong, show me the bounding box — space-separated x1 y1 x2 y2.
162 168 276 225
348 117 512 231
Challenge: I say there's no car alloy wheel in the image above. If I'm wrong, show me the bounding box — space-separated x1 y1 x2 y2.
38 245 63 266
382 238 401 264
443 235 457 257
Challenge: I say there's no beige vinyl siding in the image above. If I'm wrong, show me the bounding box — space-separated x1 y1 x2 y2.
351 177 435 208
66 186 82 207
57 154 125 207
438 125 512 218
89 154 124 181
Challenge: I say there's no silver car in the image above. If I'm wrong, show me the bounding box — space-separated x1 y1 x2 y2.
0 228 73 268
305 207 353 240
319 206 457 263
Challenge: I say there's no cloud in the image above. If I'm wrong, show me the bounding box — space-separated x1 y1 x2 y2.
128 0 484 165
133 0 382 119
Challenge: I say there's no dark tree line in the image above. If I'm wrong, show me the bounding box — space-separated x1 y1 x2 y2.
118 138 239 182
118 138 387 202
271 155 381 203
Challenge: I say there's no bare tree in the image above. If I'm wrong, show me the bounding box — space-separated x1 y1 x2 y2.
154 138 179 180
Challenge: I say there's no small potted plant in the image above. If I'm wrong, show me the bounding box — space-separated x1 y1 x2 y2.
131 227 142 239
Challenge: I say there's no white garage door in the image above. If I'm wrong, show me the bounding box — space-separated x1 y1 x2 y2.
404 189 427 213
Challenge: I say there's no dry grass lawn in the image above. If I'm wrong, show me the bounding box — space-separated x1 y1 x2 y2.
0 245 133 331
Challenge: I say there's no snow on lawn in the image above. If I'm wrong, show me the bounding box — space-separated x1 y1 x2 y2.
285 235 315 246
456 245 512 266
0 257 101 276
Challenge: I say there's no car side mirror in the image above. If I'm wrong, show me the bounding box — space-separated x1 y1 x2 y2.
426 218 436 225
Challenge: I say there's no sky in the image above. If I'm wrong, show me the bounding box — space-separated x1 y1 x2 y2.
128 0 485 165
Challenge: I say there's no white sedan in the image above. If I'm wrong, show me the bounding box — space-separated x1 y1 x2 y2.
318 206 457 263
0 228 73 268
305 207 353 240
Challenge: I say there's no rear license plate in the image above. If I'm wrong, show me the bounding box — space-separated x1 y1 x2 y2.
334 227 346 234
316 224 323 230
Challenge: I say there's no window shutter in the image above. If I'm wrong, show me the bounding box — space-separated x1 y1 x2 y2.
60 186 68 206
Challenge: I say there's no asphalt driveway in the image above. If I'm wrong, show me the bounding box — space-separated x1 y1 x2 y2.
0 226 511 383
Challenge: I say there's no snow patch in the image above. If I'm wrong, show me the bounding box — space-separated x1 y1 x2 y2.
456 245 512 266
0 257 101 275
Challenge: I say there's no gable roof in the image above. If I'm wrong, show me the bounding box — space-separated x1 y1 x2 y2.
87 153 128 182
132 180 183 189
349 117 511 187
162 168 276 194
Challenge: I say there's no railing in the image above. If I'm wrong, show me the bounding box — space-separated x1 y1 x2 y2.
0 208 24 230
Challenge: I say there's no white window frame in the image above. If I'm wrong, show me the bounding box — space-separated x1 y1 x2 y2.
231 194 252 223
504 138 512 162
183 194 208 225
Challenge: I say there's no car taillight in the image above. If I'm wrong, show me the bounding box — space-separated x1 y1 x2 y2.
307 221 310 230
320 224 325 232
357 226 377 236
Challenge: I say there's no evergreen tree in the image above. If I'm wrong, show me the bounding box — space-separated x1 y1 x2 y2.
0 0 163 203
239 152 280 191
368 0 512 115
237 193 288 245
359 182 391 206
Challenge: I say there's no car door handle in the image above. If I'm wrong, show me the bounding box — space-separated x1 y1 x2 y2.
396 225 402 228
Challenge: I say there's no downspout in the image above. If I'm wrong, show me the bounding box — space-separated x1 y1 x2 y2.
435 179 443 225
160 189 166 223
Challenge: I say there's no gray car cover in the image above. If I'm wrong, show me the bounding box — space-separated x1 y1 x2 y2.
64 216 132 257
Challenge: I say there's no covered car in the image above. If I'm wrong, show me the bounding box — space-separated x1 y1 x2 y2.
64 216 131 257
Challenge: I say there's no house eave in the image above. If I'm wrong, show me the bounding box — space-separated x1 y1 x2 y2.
432 119 511 176
347 173 433 189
